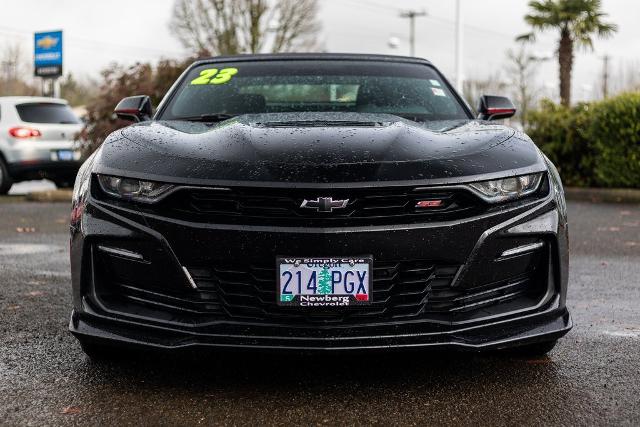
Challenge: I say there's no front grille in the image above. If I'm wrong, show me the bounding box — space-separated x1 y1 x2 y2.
99 259 545 326
255 120 389 128
156 186 483 226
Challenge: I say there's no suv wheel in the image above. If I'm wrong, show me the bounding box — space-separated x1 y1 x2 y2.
0 157 13 194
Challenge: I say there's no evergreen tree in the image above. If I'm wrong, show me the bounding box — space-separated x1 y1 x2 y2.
317 267 332 295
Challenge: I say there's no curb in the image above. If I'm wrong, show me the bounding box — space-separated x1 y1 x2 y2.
24 190 73 203
564 187 640 204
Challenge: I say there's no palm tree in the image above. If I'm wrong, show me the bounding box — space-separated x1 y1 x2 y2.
518 0 617 106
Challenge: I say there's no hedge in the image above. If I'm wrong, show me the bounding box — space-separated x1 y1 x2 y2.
526 92 640 188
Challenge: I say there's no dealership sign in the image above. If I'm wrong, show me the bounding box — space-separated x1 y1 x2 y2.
34 30 63 77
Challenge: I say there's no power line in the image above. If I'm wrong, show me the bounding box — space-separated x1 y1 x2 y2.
340 0 513 39
0 25 184 57
341 0 393 12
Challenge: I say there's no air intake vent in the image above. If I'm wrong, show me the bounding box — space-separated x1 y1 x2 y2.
255 120 389 128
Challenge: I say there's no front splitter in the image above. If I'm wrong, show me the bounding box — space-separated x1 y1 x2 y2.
69 305 572 352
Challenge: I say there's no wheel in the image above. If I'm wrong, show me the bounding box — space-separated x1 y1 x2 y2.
80 341 121 361
0 157 13 194
53 178 74 189
509 340 558 357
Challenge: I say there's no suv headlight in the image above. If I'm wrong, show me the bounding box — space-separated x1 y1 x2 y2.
467 173 543 203
97 174 175 203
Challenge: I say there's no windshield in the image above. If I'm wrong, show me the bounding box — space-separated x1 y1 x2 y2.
16 103 80 124
159 60 470 122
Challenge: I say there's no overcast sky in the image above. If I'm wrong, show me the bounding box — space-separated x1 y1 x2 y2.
1 0 638 101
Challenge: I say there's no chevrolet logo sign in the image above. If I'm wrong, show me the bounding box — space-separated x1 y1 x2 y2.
37 36 59 49
300 197 349 213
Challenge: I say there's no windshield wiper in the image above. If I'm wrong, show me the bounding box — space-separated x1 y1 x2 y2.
175 113 236 122
392 113 429 122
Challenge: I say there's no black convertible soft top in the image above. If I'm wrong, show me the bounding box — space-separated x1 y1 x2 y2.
192 52 433 66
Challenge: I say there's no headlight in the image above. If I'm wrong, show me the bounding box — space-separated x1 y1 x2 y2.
97 174 175 203
467 173 543 203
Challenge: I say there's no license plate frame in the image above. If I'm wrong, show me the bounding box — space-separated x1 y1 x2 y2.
276 256 373 307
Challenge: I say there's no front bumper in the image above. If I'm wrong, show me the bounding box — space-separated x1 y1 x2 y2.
69 184 571 352
8 160 82 181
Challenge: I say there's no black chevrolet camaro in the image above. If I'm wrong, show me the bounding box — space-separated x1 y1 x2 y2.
69 53 571 358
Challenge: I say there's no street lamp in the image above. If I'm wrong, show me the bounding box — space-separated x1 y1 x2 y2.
388 36 401 50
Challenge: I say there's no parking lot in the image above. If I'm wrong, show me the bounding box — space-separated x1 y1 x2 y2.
1 198 639 425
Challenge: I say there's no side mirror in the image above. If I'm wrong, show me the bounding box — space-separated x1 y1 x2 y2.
114 95 153 122
477 95 516 121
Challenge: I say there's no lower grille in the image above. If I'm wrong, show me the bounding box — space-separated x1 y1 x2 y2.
99 258 546 325
189 261 459 323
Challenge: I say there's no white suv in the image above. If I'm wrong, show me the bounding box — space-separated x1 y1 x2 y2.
0 97 83 194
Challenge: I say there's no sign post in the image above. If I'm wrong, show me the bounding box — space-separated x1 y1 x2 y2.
34 30 63 97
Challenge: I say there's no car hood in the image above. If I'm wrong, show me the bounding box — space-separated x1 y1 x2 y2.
94 112 546 186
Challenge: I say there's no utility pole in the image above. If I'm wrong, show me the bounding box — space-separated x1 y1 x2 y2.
454 0 464 92
1 60 17 94
1 60 17 81
602 55 610 99
399 10 427 56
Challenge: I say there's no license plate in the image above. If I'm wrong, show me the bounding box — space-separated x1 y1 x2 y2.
55 150 74 161
277 257 372 307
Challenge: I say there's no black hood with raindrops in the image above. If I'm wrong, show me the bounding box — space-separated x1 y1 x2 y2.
93 112 547 187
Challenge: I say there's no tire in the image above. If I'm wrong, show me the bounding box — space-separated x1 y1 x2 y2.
0 157 13 195
508 340 558 357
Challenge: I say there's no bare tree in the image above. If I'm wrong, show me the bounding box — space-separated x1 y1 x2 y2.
169 0 321 56
462 72 508 111
0 43 38 96
79 59 191 155
506 44 541 128
599 60 640 96
59 73 100 107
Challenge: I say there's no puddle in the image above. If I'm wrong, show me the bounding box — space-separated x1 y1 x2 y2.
602 330 640 338
35 270 71 277
0 244 64 256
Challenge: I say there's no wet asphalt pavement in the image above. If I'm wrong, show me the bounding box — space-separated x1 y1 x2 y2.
0 199 639 426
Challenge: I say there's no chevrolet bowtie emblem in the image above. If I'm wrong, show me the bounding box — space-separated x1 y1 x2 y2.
37 36 59 49
300 197 349 213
